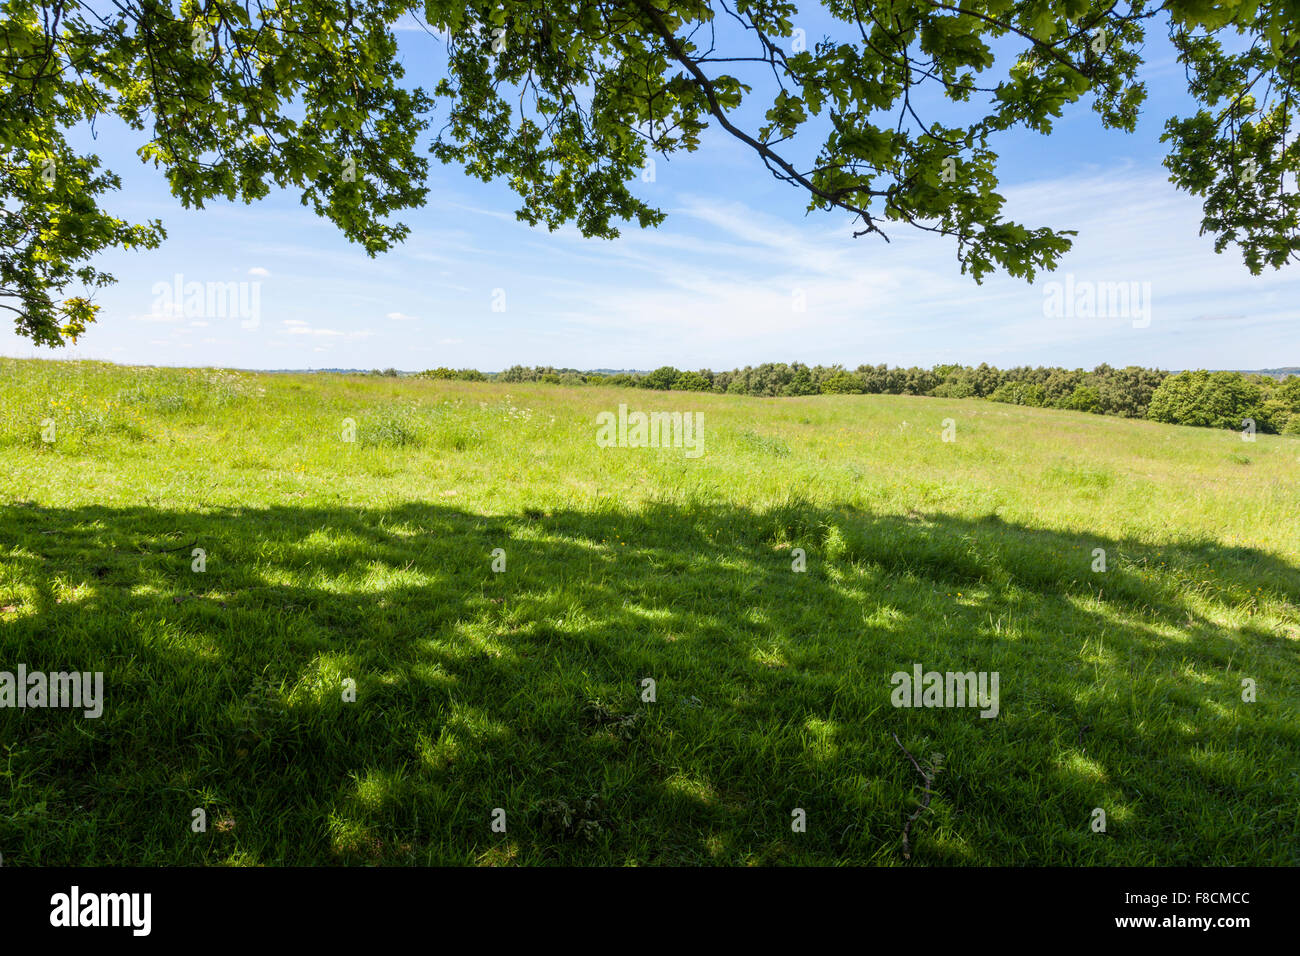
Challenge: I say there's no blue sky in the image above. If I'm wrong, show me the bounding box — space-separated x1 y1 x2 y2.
4 13 1297 372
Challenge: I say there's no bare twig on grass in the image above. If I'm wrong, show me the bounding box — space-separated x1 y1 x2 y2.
892 732 944 861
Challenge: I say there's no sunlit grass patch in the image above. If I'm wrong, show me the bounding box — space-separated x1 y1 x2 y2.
0 359 1296 866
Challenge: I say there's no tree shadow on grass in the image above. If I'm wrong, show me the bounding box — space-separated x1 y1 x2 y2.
0 499 1297 865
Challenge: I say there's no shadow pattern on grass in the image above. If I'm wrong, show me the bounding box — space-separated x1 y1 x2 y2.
1 500 1297 865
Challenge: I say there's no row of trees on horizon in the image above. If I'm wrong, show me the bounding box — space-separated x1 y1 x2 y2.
400 363 1300 435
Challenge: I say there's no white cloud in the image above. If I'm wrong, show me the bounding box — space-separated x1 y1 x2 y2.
282 320 374 341
490 169 1298 368
130 299 184 323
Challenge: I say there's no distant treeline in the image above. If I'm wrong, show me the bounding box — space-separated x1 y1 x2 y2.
406 363 1300 434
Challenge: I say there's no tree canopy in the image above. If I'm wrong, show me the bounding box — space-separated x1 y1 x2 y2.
3 0 1297 345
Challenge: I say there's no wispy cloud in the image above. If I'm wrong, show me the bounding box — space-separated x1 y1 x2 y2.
482 169 1298 367
281 320 373 341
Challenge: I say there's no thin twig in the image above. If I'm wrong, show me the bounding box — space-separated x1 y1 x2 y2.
892 732 941 861
114 537 197 555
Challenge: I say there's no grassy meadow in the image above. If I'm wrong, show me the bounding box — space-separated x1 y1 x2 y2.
0 356 1297 865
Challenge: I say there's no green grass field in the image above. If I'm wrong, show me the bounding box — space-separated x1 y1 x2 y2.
1 357 1297 865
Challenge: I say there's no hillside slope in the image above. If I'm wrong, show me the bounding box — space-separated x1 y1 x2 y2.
1 358 1297 865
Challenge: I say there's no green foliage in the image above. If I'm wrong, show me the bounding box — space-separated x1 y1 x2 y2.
673 370 713 391
6 1 1299 344
1147 369 1279 431
990 381 1047 407
3 0 430 345
1062 384 1103 413
1162 1 1300 273
497 365 534 384
1095 365 1168 418
641 366 681 390
416 367 488 382
495 364 591 384
932 378 976 399
820 370 864 394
